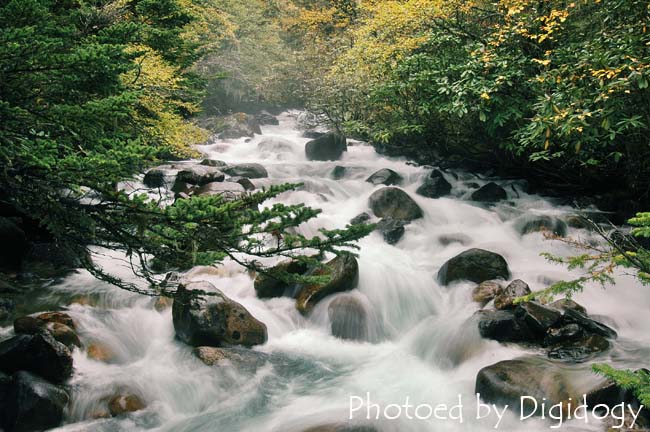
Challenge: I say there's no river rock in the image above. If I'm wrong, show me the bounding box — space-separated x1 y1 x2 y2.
515 215 568 237
328 295 368 341
2 371 69 432
366 168 403 186
0 333 73 383
350 213 371 225
142 168 166 188
416 171 452 198
476 309 538 343
36 312 76 330
172 281 268 347
13 317 81 349
475 357 588 415
193 346 269 370
255 111 279 126
86 342 115 363
376 218 406 245
472 280 503 305
514 301 562 335
216 113 262 139
223 163 268 179
193 182 245 201
547 334 611 362
175 165 225 186
154 296 173 312
368 187 423 222
549 298 587 315
305 133 347 161
295 255 359 315
438 248 510 285
438 233 472 246
493 279 531 310
471 182 507 203
302 130 326 139
200 159 227 167
108 393 146 416
559 308 617 339
254 259 310 299
258 138 294 153
225 177 256 191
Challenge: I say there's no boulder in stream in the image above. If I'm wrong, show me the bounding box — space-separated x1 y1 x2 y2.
255 111 279 126
108 393 146 417
416 170 452 199
328 295 368 341
14 317 81 349
1 371 69 432
254 259 311 299
175 165 225 186
142 168 166 188
471 182 507 203
172 281 268 347
213 113 262 139
493 279 531 310
472 280 503 306
366 168 403 186
0 333 73 384
222 163 268 179
515 215 568 237
200 158 228 167
368 187 423 222
295 255 359 315
305 132 347 161
438 248 510 285
376 218 406 245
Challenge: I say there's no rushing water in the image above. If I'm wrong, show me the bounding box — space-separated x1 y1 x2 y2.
5 112 650 432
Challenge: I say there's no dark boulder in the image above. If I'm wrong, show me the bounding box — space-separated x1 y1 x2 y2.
438 248 510 285
296 255 359 315
254 259 310 299
226 176 256 191
471 182 507 203
560 308 617 339
368 187 423 222
35 312 76 330
416 174 452 199
305 133 347 161
13 317 81 349
476 310 538 343
543 323 584 347
172 281 268 348
193 346 269 371
142 168 166 188
376 218 406 245
366 169 403 186
515 215 568 237
175 165 225 186
331 166 365 180
200 159 227 167
549 298 587 315
0 333 73 383
328 295 368 341
547 334 611 362
438 233 472 246
222 163 268 179
2 371 69 432
255 111 279 126
514 302 561 336
493 279 531 310
350 213 371 225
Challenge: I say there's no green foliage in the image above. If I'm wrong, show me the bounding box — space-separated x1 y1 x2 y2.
594 364 650 407
0 0 372 295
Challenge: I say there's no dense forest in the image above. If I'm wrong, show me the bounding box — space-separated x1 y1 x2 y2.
1 0 650 431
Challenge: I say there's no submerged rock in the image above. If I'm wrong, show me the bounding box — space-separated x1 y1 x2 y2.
515 215 568 237
193 346 269 370
328 295 368 341
0 333 73 383
438 248 510 285
350 213 371 225
471 182 507 203
366 168 403 186
255 111 279 126
2 371 69 432
295 255 359 315
493 279 531 310
222 163 268 179
368 187 423 222
86 343 116 363
172 281 268 347
305 132 347 161
108 393 146 417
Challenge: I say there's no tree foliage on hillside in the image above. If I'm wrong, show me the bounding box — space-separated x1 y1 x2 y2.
289 0 650 200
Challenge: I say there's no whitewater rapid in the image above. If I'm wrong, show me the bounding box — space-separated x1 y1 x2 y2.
6 111 649 432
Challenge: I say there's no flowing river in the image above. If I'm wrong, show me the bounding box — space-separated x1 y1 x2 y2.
4 111 650 432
